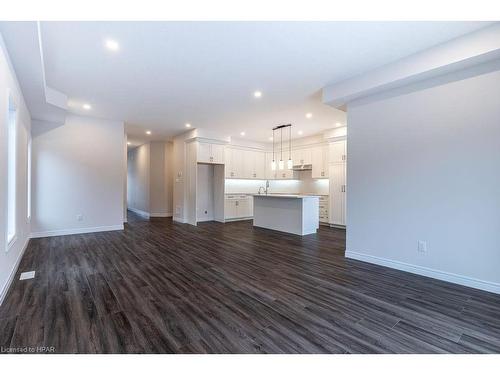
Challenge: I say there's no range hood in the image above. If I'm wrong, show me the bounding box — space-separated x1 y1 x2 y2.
292 164 312 171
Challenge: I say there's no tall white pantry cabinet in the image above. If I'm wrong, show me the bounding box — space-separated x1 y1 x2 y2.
328 139 347 227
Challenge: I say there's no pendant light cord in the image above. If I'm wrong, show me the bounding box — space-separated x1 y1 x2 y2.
280 128 283 161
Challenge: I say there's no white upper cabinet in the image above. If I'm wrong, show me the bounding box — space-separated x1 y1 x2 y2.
253 151 266 179
197 142 212 163
226 147 265 179
197 141 225 164
329 140 347 164
292 147 312 165
311 145 329 179
211 143 225 164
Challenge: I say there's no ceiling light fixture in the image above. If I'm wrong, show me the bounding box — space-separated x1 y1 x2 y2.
83 103 91 110
146 130 151 135
305 113 312 119
298 130 303 135
127 142 131 145
185 123 191 128
253 91 262 98
240 132 245 136
271 124 292 171
269 136 273 141
336 122 342 127
105 39 120 51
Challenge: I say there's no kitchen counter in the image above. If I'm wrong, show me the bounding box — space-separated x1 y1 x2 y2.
252 194 319 199
253 194 319 235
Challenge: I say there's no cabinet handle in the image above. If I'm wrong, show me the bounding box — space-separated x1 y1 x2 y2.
321 172 324 176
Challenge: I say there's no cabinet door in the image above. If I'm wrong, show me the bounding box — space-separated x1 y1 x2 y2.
292 148 302 165
312 145 329 178
224 199 237 219
329 140 346 164
241 150 254 179
254 151 266 179
237 198 251 218
225 148 233 178
197 142 212 163
231 148 243 178
302 147 312 165
329 163 346 226
211 144 225 164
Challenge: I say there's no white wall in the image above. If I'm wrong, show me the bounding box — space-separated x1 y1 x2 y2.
127 143 150 215
149 141 173 216
0 34 32 304
31 115 125 236
346 65 500 293
127 141 173 217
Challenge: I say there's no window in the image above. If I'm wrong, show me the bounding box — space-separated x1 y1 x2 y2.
27 136 31 220
7 98 17 248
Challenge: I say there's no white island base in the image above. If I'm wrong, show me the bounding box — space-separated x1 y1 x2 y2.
253 195 320 236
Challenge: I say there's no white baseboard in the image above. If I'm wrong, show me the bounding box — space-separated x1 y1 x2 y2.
224 216 253 222
127 207 150 218
150 212 173 218
346 250 500 295
30 224 124 239
0 236 30 306
173 216 186 223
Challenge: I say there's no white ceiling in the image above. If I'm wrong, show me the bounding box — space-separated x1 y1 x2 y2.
13 22 496 143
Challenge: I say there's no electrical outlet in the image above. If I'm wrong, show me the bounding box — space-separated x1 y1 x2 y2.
418 240 427 253
77 214 83 222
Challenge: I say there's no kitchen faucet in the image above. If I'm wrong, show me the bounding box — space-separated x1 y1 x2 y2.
258 180 270 195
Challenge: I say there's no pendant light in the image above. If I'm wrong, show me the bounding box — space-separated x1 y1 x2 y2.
271 128 276 171
278 127 284 170
271 124 292 171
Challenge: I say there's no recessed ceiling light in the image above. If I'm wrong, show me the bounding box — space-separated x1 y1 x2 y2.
185 123 191 128
269 136 273 141
83 103 91 110
127 142 131 145
336 122 342 127
253 91 262 98
298 130 303 135
146 130 151 135
105 39 120 51
240 132 245 136
305 113 312 119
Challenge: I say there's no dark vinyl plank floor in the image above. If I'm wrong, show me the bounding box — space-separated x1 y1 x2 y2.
1 211 500 353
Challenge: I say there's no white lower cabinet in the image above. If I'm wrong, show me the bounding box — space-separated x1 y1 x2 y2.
224 195 253 220
319 195 329 224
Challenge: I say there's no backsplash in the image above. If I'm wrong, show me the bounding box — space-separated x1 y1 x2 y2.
224 170 329 195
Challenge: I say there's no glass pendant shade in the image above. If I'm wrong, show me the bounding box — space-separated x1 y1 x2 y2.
278 159 284 170
287 158 293 170
271 160 276 171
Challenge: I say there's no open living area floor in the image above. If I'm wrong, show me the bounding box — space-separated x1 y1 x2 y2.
1 211 499 354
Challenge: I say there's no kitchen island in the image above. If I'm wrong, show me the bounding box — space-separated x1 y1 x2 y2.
252 194 319 235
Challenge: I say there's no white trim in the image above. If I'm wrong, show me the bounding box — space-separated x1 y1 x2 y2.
224 217 253 222
30 224 124 239
150 212 173 218
172 216 186 223
127 207 150 218
345 250 500 295
0 236 30 306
